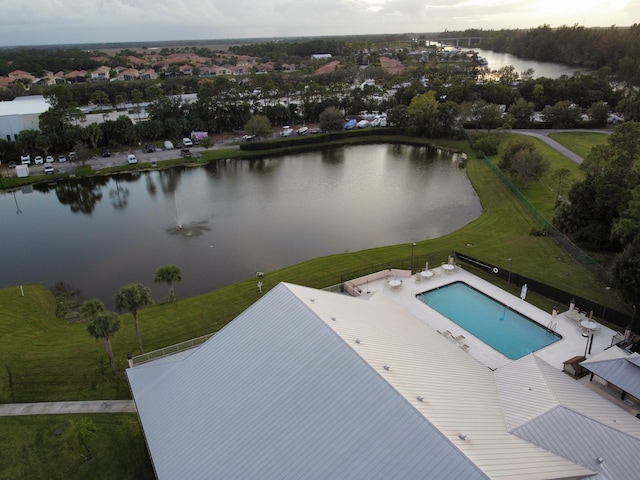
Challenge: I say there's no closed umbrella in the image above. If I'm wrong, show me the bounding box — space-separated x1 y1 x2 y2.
520 284 528 300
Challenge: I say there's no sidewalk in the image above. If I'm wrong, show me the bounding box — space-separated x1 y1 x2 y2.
0 400 136 416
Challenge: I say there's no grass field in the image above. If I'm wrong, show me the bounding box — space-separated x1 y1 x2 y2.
548 131 610 160
0 132 629 479
0 414 153 479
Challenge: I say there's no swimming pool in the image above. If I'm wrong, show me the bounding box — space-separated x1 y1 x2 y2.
417 281 561 360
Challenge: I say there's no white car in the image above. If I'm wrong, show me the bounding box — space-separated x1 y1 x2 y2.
58 154 67 162
20 154 31 165
127 154 138 164
44 164 54 175
34 155 44 164
46 155 54 163
182 137 193 147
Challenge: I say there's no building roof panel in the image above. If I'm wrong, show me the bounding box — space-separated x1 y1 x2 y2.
128 283 488 480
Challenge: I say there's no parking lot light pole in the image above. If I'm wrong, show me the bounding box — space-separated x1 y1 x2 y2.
411 242 416 273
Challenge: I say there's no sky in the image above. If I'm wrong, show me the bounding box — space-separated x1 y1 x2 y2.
0 0 637 47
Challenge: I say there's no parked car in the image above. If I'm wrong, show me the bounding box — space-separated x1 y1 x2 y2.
144 144 155 153
102 148 111 157
58 154 67 162
44 164 54 175
181 148 192 158
164 140 174 150
68 152 76 161
182 137 193 147
242 134 256 142
34 155 44 164
297 126 309 135
45 155 54 163
20 154 31 165
127 154 137 164
280 126 293 137
8 161 16 169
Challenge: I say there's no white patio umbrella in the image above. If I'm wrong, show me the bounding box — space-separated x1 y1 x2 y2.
520 284 528 300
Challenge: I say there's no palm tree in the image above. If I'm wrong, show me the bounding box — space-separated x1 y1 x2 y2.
86 312 121 375
114 283 153 354
80 298 106 322
154 264 183 303
64 416 97 461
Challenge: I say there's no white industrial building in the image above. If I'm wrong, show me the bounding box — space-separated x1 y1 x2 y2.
0 95 50 142
127 269 640 480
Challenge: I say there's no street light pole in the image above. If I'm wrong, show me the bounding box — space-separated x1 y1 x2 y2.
507 258 512 288
411 242 416 273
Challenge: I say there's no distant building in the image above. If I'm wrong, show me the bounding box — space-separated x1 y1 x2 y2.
311 53 332 60
0 95 50 141
90 66 111 82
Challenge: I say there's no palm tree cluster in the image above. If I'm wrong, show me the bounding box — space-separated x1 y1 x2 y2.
84 264 183 374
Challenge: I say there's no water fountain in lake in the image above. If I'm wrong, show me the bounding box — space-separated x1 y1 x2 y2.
166 193 211 237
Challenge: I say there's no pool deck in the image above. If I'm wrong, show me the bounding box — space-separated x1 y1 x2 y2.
350 265 620 371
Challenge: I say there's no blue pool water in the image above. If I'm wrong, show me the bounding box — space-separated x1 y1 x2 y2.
417 282 561 360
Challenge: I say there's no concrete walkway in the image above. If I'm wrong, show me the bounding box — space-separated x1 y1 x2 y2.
0 400 136 417
512 129 611 165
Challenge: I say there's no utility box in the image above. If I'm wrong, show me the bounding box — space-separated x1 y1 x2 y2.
16 164 30 178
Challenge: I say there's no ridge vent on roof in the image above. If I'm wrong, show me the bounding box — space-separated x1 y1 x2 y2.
383 364 391 371
417 395 424 402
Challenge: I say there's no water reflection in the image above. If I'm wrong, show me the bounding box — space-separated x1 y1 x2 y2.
109 179 129 210
321 148 345 164
54 178 108 214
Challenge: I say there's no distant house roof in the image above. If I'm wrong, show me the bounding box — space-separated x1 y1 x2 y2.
379 56 404 75
314 60 341 75
8 70 34 79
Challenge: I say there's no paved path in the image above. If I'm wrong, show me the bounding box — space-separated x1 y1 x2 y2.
0 400 136 416
511 129 611 165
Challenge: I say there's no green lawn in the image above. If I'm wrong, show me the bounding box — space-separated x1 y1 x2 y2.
548 131 610 160
0 414 153 480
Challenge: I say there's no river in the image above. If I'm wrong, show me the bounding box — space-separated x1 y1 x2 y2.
0 144 482 306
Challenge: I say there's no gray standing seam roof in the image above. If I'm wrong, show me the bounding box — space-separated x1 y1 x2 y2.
513 405 640 480
128 283 488 480
581 355 640 399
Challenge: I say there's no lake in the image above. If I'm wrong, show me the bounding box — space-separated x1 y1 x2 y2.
0 144 482 306
469 48 591 79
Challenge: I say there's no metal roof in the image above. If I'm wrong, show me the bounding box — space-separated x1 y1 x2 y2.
297 285 593 479
0 95 50 116
496 353 640 438
513 406 640 480
127 280 640 480
127 283 488 480
581 352 640 400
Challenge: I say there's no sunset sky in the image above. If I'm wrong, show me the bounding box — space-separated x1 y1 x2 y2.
0 0 635 47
